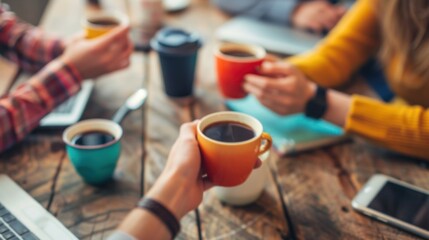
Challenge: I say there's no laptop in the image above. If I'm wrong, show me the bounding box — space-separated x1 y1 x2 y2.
0 174 78 239
215 0 355 55
216 16 323 55
40 80 94 127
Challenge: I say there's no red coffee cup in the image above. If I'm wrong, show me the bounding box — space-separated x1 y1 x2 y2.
215 43 266 99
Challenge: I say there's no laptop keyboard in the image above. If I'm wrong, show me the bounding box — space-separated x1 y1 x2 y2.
52 95 77 114
0 203 38 240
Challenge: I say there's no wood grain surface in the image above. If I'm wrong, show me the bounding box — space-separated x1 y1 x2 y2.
0 0 428 239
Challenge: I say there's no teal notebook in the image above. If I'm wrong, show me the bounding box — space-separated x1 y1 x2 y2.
225 96 347 155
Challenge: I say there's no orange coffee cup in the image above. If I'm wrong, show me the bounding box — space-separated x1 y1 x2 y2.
197 111 272 187
215 43 266 99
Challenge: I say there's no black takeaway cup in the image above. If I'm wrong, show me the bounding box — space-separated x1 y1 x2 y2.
151 28 202 97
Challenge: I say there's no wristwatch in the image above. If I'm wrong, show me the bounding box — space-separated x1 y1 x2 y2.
304 86 328 119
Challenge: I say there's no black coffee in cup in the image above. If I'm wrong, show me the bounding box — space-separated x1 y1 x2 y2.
72 131 115 146
221 49 255 58
88 17 119 26
203 121 255 142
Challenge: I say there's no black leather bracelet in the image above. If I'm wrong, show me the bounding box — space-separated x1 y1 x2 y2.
137 198 181 239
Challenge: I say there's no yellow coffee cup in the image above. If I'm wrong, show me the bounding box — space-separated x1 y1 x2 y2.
83 11 129 39
197 111 272 187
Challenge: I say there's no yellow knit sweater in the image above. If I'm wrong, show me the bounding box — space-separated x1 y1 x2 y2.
289 0 429 160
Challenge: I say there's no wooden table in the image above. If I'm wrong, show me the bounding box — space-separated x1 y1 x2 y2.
1 0 428 239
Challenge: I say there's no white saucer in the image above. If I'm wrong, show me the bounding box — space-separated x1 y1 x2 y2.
163 0 190 12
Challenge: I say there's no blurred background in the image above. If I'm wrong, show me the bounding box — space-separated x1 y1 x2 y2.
3 0 49 25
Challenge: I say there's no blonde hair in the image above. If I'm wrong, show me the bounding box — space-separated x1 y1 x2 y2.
379 0 429 88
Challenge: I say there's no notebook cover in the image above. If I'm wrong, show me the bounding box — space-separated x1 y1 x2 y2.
225 95 347 155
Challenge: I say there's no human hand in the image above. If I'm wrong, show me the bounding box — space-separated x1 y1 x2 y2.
291 1 346 33
147 120 262 219
59 25 133 79
116 121 265 240
147 121 212 219
244 61 316 115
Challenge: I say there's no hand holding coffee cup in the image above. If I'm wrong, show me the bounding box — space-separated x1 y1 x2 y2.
197 112 272 187
215 43 266 99
60 25 133 79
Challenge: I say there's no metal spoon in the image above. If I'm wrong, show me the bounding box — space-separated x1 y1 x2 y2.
112 89 148 124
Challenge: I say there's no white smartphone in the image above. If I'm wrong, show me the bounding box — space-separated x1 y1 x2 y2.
352 174 429 239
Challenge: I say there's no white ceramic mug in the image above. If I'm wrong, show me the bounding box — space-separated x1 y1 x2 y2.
213 150 270 206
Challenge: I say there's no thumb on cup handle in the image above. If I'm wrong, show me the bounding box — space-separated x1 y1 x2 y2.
258 132 272 155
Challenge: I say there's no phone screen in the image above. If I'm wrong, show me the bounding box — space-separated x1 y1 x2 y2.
368 181 429 230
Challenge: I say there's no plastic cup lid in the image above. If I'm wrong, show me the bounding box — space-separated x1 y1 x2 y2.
150 27 202 55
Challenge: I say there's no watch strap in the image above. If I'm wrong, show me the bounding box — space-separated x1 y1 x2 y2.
304 86 327 119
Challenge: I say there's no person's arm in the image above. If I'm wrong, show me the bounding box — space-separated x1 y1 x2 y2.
344 96 429 160
0 60 82 151
108 122 261 240
322 91 429 161
245 62 429 161
312 88 429 161
109 175 191 240
0 26 133 153
0 6 64 73
108 122 214 240
288 0 380 87
211 0 299 25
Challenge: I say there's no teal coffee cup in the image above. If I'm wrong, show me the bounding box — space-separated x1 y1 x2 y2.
62 119 123 185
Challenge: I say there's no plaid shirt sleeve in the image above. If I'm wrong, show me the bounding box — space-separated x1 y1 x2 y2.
0 5 83 152
0 59 82 152
0 5 64 73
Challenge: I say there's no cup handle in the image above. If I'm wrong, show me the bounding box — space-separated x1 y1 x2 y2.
258 132 272 155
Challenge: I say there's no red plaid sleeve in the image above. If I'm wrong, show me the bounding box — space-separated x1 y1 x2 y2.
0 59 82 152
0 6 64 73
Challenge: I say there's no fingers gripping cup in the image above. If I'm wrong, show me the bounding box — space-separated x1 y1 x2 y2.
63 119 123 185
151 28 202 97
197 112 272 187
215 43 266 99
